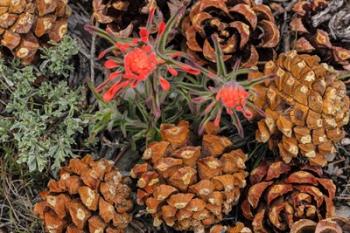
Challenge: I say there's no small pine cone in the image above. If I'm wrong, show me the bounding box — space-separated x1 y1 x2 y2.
209 222 252 233
251 51 349 166
92 0 150 32
182 0 280 68
131 121 248 233
33 155 133 233
241 161 336 233
290 0 350 70
0 0 71 64
290 217 350 233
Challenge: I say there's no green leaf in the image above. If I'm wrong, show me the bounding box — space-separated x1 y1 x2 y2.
87 80 109 106
157 6 185 52
226 68 253 81
211 34 227 77
231 111 244 138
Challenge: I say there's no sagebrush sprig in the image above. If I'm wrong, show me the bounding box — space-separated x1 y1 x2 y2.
2 75 85 172
39 36 79 77
0 37 85 172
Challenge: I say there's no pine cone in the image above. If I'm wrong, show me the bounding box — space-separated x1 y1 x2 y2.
131 121 248 233
182 0 280 68
92 0 150 32
252 51 349 166
0 0 71 64
209 222 252 233
33 155 133 233
241 161 336 233
291 217 350 233
290 0 350 70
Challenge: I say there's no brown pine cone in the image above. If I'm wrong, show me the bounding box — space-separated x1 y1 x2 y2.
33 155 133 233
92 0 151 33
241 161 336 233
291 217 350 233
182 0 280 68
209 222 252 233
251 51 349 166
290 0 350 70
0 0 71 64
131 121 248 233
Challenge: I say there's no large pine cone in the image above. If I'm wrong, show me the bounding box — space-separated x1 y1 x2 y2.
241 161 336 233
291 217 350 233
131 121 248 233
182 0 280 68
251 51 349 167
290 0 350 70
0 0 70 64
33 155 133 233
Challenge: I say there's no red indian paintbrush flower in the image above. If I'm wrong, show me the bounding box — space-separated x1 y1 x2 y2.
192 80 253 135
101 45 159 102
91 8 201 103
216 81 252 118
124 46 157 82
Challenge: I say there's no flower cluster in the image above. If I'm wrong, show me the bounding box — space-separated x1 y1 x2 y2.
90 9 201 103
191 80 252 135
216 82 252 119
99 43 159 102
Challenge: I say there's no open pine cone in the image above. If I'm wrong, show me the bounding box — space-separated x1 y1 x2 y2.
241 161 336 233
92 0 150 32
290 0 350 70
33 155 133 233
209 222 252 233
182 0 280 68
291 217 350 233
0 0 71 64
131 121 248 233
251 50 349 166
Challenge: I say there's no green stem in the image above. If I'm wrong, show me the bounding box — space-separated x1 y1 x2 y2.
241 75 273 88
156 50 224 84
226 68 255 81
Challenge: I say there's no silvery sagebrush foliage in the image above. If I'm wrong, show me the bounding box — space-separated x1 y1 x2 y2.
39 36 80 77
0 37 85 172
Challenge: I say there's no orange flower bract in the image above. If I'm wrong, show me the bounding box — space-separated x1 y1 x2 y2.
216 81 252 119
123 46 158 81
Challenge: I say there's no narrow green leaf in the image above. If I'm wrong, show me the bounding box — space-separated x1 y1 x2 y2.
246 101 265 117
87 80 108 106
240 75 273 88
226 68 253 81
231 110 244 138
211 34 227 77
158 7 185 52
